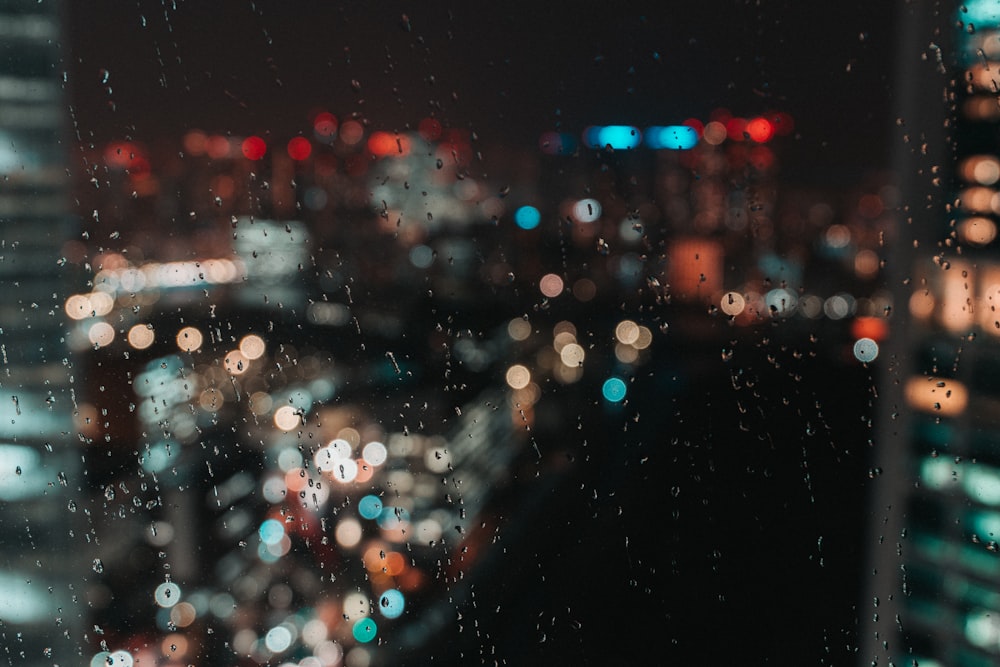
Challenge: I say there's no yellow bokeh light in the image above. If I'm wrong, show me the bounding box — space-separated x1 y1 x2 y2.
539 273 564 298
904 376 969 416
169 602 197 628
552 330 576 353
633 325 653 350
249 391 273 416
720 291 746 316
614 342 640 364
223 349 249 375
176 326 203 352
87 321 115 347
199 388 224 412
88 291 115 317
615 319 640 345
161 634 188 658
507 318 532 341
274 405 301 431
65 294 92 320
909 290 935 320
239 334 266 360
553 363 583 384
511 382 541 407
505 364 531 390
336 427 361 448
335 518 363 548
559 342 585 367
960 217 998 246
703 121 727 145
127 324 155 350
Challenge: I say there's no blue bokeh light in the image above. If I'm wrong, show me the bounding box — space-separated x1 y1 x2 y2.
602 377 627 402
645 125 698 150
377 506 411 530
587 125 642 150
358 495 384 520
259 518 285 545
378 589 406 619
515 205 541 230
593 125 642 150
853 337 879 363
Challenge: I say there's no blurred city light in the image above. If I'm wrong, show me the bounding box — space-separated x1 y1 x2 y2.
644 125 699 150
514 205 541 230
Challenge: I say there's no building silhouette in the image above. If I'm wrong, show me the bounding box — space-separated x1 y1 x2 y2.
863 2 1000 666
0 0 83 664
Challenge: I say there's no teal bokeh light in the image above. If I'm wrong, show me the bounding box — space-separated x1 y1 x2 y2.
645 125 699 150
602 377 627 402
358 494 383 520
378 589 406 619
515 205 541 230
353 618 378 643
583 125 641 149
259 518 285 545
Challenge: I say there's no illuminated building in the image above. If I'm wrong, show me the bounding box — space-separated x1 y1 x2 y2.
0 0 82 662
862 2 1000 666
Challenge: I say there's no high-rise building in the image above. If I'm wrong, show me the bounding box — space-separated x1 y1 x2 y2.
0 1 82 664
863 2 1000 666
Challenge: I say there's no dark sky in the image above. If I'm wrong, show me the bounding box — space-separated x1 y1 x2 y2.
65 0 894 176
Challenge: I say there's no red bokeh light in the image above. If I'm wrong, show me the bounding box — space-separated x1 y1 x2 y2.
725 117 747 141
368 131 397 156
710 107 732 123
241 136 267 161
681 118 704 135
287 136 312 161
367 131 411 157
851 316 888 342
745 117 774 142
313 111 338 138
418 117 443 141
768 111 795 136
748 146 775 171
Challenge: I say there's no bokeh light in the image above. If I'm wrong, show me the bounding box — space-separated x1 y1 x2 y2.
514 205 541 230
505 364 531 390
602 377 627 402
127 324 155 349
572 198 601 223
88 321 115 347
176 326 203 352
352 618 378 643
539 273 564 298
273 405 301 431
615 320 640 345
287 136 312 161
239 334 266 360
362 441 387 466
721 291 746 316
335 518 363 548
154 581 181 608
241 136 267 160
853 337 879 363
358 495 383 520
378 589 405 619
507 318 532 341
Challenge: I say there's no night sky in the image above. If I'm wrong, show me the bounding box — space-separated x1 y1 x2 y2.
65 0 894 179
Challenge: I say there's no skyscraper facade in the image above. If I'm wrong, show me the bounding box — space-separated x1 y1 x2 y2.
0 1 82 663
864 2 1000 666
